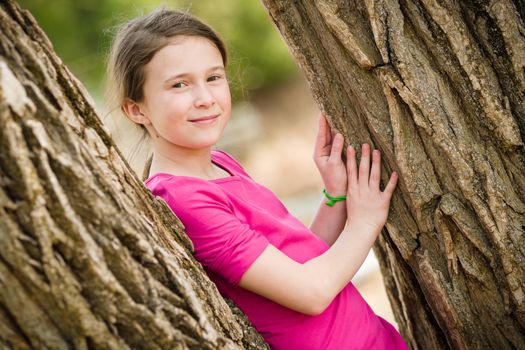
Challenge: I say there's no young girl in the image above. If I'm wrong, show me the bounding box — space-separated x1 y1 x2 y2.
105 7 406 350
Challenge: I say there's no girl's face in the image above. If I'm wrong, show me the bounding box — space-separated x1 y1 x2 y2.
136 35 231 150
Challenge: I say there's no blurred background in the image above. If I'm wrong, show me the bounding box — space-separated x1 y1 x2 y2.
19 0 397 328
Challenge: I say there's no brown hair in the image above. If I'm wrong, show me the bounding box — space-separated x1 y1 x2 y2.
104 6 228 181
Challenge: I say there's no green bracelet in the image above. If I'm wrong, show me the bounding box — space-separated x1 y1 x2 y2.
322 188 347 206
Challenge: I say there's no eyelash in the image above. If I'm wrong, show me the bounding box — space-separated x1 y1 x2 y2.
172 75 223 88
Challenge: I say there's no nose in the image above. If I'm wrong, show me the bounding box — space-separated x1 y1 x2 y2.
193 83 215 108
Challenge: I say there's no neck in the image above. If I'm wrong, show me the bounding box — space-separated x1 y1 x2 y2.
149 142 217 179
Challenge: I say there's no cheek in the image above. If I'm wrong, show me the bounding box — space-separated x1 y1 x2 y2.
162 94 192 113
148 96 188 130
217 85 232 109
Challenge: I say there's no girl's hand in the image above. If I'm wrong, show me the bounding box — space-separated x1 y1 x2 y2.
345 143 398 233
313 112 347 196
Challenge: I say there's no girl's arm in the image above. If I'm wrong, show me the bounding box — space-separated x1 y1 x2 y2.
308 194 347 246
310 112 348 245
239 144 398 315
239 222 380 315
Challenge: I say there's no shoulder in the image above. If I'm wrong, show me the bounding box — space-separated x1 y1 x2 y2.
145 174 231 210
212 147 241 166
212 147 252 179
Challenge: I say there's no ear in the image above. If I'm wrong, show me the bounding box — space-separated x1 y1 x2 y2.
122 98 151 125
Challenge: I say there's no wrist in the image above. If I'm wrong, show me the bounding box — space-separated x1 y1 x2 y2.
345 221 382 237
322 188 347 207
324 187 346 197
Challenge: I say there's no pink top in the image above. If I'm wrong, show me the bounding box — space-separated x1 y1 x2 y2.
145 148 408 350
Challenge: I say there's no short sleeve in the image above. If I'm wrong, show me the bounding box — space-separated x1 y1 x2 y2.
155 180 270 286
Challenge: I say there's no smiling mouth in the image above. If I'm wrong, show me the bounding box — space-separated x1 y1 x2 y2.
190 114 219 123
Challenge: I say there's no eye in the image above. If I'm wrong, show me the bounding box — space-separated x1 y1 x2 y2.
208 74 223 82
172 81 187 88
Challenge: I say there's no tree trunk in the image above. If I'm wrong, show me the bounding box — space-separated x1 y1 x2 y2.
0 1 269 349
259 0 525 349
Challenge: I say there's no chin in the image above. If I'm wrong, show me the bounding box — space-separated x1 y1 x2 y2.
191 138 223 149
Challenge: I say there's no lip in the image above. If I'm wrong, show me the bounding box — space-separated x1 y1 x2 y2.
189 114 219 122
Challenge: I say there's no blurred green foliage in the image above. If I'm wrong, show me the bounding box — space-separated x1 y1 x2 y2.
18 0 299 102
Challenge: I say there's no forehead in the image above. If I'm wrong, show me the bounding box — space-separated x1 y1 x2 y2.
145 36 224 80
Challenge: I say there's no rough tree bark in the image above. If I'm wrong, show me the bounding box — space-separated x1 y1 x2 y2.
0 1 269 349
259 0 525 349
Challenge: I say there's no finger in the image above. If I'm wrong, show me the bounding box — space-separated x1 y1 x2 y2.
383 171 398 197
331 128 339 146
329 133 344 163
322 114 333 146
369 149 381 189
320 112 327 126
358 143 371 189
314 113 328 157
347 145 358 190
322 113 332 145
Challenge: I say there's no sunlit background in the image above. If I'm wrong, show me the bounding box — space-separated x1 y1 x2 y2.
19 0 397 328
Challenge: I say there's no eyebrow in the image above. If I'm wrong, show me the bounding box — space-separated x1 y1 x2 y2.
163 66 225 84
